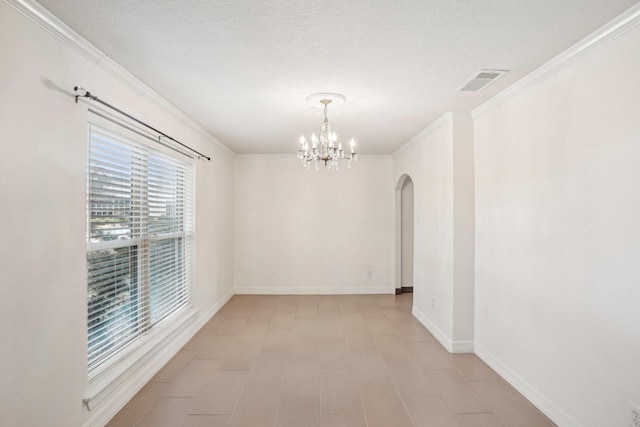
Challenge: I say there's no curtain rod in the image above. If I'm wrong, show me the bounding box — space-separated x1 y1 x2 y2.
74 86 211 161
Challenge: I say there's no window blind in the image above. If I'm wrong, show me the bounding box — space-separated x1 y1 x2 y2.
87 123 194 373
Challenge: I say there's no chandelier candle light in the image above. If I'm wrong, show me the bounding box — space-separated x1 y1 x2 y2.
297 93 358 171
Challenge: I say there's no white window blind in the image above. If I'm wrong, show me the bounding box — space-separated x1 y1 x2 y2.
86 122 194 374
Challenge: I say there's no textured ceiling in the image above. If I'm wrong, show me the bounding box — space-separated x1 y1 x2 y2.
38 0 638 154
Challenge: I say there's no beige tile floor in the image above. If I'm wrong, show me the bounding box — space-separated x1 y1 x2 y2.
106 294 555 427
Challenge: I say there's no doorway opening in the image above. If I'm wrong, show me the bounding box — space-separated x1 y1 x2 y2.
395 174 414 295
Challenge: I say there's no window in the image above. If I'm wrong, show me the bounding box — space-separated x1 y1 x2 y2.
86 122 195 375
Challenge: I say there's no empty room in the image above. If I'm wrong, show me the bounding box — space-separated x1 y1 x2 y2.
1 0 639 426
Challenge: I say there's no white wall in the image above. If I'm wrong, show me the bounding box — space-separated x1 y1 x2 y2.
473 20 640 427
234 155 394 294
393 112 475 351
452 114 475 345
400 178 414 287
393 115 453 345
0 3 234 426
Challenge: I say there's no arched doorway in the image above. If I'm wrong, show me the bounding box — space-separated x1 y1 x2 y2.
395 174 414 294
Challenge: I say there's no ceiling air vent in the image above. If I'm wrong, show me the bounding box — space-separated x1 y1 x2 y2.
459 69 509 92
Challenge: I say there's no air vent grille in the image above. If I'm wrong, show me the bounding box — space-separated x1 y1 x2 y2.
459 69 509 92
630 402 640 427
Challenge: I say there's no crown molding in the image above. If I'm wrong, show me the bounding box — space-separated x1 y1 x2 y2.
235 154 298 160
393 112 453 157
4 0 105 63
4 0 235 156
473 2 640 118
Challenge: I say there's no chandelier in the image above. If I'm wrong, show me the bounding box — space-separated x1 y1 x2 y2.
297 93 358 171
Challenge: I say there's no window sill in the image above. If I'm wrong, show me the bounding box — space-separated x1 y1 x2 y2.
83 305 198 410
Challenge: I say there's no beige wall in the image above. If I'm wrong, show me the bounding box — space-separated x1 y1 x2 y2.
0 3 235 426
234 155 394 294
473 21 640 427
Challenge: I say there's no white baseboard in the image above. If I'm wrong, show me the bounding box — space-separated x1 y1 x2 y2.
474 342 580 427
411 306 453 351
452 340 474 353
411 306 473 353
84 288 234 427
234 286 394 295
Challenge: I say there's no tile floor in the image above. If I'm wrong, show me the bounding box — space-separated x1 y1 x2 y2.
106 294 555 427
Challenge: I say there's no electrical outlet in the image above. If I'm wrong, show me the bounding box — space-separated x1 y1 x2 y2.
630 402 640 427
431 296 437 309
367 270 373 279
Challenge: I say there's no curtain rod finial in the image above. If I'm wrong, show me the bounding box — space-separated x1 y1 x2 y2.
74 86 86 103
74 86 92 103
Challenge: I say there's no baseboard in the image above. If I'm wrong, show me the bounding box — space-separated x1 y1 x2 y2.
411 306 473 354
234 286 394 295
411 306 454 352
474 342 580 427
451 340 474 353
84 288 234 427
